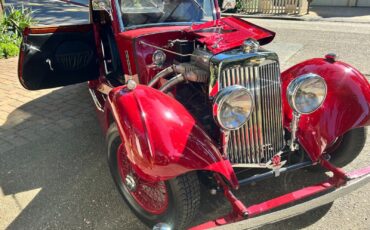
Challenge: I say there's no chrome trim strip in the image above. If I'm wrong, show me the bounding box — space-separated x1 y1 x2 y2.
89 89 104 112
232 163 270 168
215 172 370 230
113 0 124 32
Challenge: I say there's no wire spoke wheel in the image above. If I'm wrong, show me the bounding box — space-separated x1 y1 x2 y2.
117 147 169 215
107 123 200 229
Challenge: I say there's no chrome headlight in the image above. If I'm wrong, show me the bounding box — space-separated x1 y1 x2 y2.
213 85 254 130
287 73 327 114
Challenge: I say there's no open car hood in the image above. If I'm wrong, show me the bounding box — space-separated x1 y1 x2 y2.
187 17 275 54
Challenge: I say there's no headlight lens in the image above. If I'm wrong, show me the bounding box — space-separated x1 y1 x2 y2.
287 74 327 114
152 50 166 66
214 85 254 130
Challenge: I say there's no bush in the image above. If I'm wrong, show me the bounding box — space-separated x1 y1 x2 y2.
3 5 36 36
0 4 36 59
0 43 19 58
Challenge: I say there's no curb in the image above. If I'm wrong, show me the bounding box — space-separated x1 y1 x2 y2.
56 0 88 7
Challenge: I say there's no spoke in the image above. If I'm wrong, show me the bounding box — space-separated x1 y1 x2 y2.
117 147 168 214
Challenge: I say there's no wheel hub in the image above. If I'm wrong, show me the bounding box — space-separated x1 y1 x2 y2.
125 175 137 191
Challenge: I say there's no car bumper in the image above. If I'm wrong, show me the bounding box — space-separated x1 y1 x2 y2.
190 166 370 230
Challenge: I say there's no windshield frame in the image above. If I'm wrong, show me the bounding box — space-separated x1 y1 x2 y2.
114 0 219 32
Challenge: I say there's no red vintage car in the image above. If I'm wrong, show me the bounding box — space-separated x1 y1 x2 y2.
17 0 370 229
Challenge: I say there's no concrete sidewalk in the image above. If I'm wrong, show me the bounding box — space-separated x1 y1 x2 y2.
224 6 370 24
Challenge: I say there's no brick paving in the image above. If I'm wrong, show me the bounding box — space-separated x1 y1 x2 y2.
0 58 95 154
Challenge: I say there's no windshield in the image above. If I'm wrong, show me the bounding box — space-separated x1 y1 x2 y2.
119 0 216 30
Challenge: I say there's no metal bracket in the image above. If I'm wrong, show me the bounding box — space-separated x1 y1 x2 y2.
289 112 301 152
214 174 249 219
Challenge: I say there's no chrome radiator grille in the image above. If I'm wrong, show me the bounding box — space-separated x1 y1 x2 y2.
220 61 285 166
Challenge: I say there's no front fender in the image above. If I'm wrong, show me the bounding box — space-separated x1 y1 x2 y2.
107 85 238 188
282 58 370 161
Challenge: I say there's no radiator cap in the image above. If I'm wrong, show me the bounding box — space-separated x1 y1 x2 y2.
243 38 260 53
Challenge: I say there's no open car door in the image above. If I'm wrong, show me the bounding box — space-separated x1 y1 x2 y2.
18 24 99 90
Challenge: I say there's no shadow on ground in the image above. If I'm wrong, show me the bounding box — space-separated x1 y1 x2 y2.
0 85 333 229
0 85 146 229
193 169 332 229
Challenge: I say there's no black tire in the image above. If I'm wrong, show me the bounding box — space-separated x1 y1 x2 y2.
106 124 200 230
310 127 367 171
327 127 367 167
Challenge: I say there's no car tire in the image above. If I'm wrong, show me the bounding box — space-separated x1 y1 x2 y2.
106 123 200 230
310 127 367 171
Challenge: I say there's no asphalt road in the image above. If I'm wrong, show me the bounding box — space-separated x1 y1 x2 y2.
1 4 370 229
5 0 89 25
254 18 370 76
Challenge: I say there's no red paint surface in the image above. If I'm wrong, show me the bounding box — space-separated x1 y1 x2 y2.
107 85 238 187
22 24 92 34
187 17 275 54
116 26 189 78
281 58 370 161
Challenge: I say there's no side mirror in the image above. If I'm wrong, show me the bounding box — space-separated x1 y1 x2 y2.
92 0 112 11
222 0 237 10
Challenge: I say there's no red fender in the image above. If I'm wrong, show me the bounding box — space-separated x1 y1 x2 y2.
106 85 239 188
282 58 370 161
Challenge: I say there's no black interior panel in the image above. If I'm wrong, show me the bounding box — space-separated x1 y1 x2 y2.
20 26 99 90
